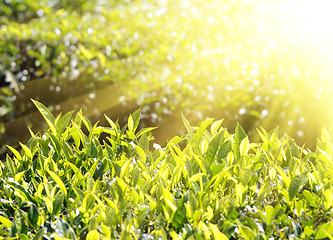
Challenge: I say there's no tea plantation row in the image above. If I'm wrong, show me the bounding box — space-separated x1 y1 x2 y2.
0 101 333 239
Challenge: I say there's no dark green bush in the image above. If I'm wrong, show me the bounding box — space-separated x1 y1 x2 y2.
1 101 333 239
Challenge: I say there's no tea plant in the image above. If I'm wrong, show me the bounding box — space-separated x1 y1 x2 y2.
1 101 333 239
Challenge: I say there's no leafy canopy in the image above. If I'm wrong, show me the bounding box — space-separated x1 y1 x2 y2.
0 101 333 239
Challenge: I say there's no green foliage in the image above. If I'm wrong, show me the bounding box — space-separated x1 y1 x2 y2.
1 101 333 239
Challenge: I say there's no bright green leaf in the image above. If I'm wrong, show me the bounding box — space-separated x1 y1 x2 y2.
0 215 13 228
209 223 228 240
48 170 67 197
32 99 56 135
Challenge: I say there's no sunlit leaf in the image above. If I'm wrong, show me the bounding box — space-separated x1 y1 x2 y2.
131 108 141 132
256 182 269 204
235 122 247 146
56 110 74 135
240 136 250 156
104 114 118 131
315 221 333 239
48 170 67 197
216 140 232 162
14 170 25 182
139 133 149 153
181 114 192 134
128 114 134 132
19 142 32 160
4 179 35 203
0 215 13 228
6 145 22 161
86 230 100 240
6 155 16 177
239 225 256 240
209 223 228 240
322 127 332 143
211 119 224 134
193 118 214 145
77 112 92 132
32 99 56 135
55 218 76 239
136 127 157 138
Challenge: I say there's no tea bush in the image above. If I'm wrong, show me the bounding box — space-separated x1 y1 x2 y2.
1 101 333 239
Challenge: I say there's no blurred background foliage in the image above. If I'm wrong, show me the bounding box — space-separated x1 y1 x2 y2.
1 0 333 155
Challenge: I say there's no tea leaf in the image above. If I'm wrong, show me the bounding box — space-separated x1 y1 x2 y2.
209 223 228 240
56 110 74 135
136 144 147 163
33 228 46 240
78 112 92 132
274 165 291 188
48 170 67 197
139 133 149 153
206 131 224 164
48 133 62 155
193 118 214 145
55 218 76 239
239 225 256 240
131 108 141 132
6 155 16 177
5 179 35 203
322 127 332 143
53 192 64 216
289 174 307 201
256 182 269 204
104 114 118 131
128 114 134 132
86 230 100 240
265 204 280 226
100 224 111 238
315 221 333 239
240 136 250 156
302 190 315 207
145 194 157 212
235 122 247 146
191 152 207 173
217 140 232 161
189 173 206 182
181 114 192 134
28 203 39 227
211 119 224 134
86 172 95 192
14 171 25 183
6 145 22 161
168 136 184 145
287 136 300 158
19 142 32 160
136 127 157 138
0 215 13 228
32 99 56 135
165 198 177 213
